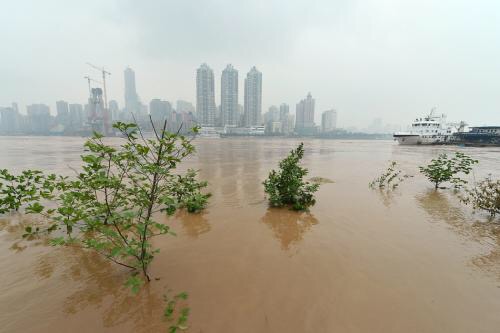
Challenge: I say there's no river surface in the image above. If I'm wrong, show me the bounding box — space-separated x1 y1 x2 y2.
0 137 500 333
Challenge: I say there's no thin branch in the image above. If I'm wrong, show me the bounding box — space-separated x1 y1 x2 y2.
149 115 161 141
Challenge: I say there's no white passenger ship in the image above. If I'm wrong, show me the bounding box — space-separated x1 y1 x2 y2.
393 109 460 145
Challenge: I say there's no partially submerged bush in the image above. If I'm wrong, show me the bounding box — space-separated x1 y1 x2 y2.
0 120 209 289
170 169 211 213
309 176 334 184
461 176 500 217
263 143 320 211
0 169 47 213
419 152 478 189
369 161 412 190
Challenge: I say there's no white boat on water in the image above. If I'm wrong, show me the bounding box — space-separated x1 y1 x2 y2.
198 126 221 138
393 109 460 145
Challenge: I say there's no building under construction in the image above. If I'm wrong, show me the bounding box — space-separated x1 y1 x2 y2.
87 87 112 135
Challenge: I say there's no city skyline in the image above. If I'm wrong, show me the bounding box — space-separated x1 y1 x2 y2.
3 60 416 135
2 0 499 128
0 62 406 134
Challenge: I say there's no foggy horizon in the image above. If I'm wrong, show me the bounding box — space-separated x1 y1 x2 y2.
1 0 500 128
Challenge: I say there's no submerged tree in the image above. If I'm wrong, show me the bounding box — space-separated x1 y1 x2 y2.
263 143 320 211
0 120 209 289
461 176 500 217
169 169 211 213
419 152 478 189
369 161 412 190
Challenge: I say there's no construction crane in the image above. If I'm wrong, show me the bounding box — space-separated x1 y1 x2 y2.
83 76 102 96
86 62 111 110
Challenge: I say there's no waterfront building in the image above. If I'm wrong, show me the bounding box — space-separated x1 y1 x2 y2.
124 67 141 117
68 103 84 130
27 104 52 134
279 103 292 134
149 99 173 129
150 99 172 120
196 63 216 126
56 100 69 128
243 66 262 127
286 114 295 134
279 103 289 121
295 93 316 135
108 100 120 122
321 109 337 132
0 106 20 134
221 64 238 126
264 105 280 134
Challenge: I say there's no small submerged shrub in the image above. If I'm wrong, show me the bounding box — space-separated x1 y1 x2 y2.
164 291 190 333
263 143 320 211
309 176 334 184
461 176 500 217
419 152 478 189
369 161 412 190
170 169 211 213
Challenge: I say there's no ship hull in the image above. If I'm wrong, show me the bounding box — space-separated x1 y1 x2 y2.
393 134 451 145
453 132 500 146
393 134 421 145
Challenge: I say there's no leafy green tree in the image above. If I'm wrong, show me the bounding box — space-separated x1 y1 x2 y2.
263 143 320 211
419 152 478 189
461 176 500 217
0 121 209 288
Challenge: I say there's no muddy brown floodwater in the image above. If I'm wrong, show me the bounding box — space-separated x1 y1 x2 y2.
1 137 500 333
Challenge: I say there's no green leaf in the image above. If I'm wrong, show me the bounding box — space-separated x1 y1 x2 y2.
49 237 66 246
125 275 144 294
26 202 44 214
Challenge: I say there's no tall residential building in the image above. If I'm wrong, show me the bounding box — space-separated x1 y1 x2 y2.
108 100 120 122
264 105 281 134
264 105 279 123
69 104 84 129
0 106 20 134
295 92 316 134
321 110 337 132
279 103 292 134
149 99 172 126
221 64 238 126
56 100 69 128
27 104 52 134
279 103 289 121
243 66 262 127
196 63 216 126
124 67 140 115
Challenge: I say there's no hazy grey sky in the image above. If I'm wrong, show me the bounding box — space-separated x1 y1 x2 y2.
1 0 499 128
